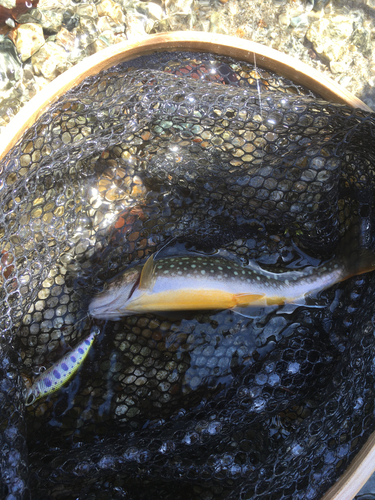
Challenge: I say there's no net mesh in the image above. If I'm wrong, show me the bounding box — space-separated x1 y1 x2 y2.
0 50 375 500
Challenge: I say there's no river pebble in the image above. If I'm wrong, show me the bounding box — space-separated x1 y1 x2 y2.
0 0 374 131
15 23 44 62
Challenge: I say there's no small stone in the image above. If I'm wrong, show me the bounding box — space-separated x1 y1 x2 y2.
124 11 148 39
31 41 71 80
97 15 118 33
74 3 98 19
339 75 351 87
97 0 125 25
351 26 372 57
0 36 21 91
134 1 163 21
306 16 353 63
0 0 16 8
290 13 309 28
149 18 171 34
63 11 80 32
86 36 110 56
5 18 15 28
307 10 321 24
16 23 45 62
16 9 43 25
209 11 226 34
330 61 347 74
164 0 193 12
21 63 34 82
55 27 76 52
0 97 21 127
39 9 64 34
77 17 98 49
99 30 125 46
278 14 290 27
313 0 330 10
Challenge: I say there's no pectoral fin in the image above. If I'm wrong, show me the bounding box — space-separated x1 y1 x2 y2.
139 254 155 290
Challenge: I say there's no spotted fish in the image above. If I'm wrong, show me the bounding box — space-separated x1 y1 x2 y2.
89 248 375 320
25 328 99 406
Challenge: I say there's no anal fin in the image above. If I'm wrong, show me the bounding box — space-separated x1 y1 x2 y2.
234 293 266 307
232 304 279 319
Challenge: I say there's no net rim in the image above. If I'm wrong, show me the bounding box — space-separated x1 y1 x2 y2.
0 31 370 166
0 30 373 500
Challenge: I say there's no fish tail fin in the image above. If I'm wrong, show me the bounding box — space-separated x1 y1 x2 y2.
338 221 375 277
335 220 375 279
346 248 375 278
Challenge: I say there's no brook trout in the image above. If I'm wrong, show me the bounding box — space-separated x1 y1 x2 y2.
89 248 375 320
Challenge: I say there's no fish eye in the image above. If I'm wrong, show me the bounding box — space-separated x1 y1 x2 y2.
25 392 36 407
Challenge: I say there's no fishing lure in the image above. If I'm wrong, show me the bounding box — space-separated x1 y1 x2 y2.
89 246 375 320
25 328 99 406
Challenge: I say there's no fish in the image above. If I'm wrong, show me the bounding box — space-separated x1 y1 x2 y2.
88 247 375 321
25 328 99 406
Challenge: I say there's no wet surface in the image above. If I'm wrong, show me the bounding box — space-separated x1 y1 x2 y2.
0 51 374 498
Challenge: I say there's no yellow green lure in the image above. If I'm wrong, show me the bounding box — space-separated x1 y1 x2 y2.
25 328 99 406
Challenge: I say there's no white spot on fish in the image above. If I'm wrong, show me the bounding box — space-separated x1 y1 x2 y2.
201 270 206 275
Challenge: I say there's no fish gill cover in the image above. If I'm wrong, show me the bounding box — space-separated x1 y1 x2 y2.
0 51 374 500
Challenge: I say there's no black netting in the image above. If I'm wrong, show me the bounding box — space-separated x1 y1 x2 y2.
0 50 375 500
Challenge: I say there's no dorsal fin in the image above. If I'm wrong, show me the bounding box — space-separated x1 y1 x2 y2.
139 254 155 290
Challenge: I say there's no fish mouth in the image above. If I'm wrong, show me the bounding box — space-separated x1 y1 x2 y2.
89 270 141 320
88 291 123 319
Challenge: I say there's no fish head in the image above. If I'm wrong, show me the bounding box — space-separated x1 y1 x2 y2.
25 386 40 407
89 267 141 320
